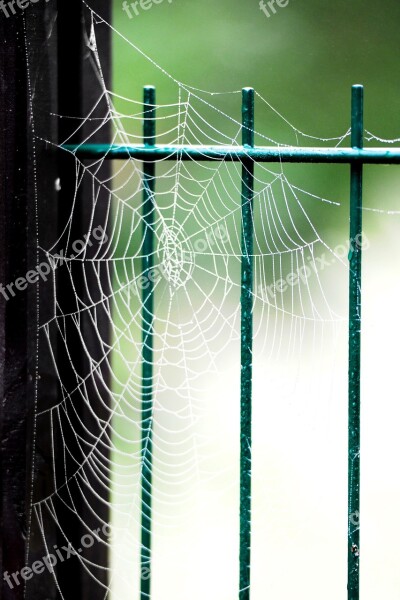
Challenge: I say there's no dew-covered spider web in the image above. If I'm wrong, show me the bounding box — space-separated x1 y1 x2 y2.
24 4 400 600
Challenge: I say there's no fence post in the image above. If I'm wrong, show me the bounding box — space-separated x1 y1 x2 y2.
0 12 31 600
348 84 363 600
239 87 255 600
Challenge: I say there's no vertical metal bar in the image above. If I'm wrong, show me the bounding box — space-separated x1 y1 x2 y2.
239 87 254 600
141 85 156 600
348 84 363 600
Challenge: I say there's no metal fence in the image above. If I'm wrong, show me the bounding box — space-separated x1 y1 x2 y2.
64 84 400 600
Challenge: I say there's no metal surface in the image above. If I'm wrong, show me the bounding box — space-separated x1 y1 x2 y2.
239 87 254 600
141 86 156 600
347 84 363 600
63 143 400 164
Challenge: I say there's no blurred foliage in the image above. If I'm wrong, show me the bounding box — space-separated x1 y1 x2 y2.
111 0 400 246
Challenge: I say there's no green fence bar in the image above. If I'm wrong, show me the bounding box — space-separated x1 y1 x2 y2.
348 84 363 600
239 87 254 600
64 143 400 165
141 85 156 600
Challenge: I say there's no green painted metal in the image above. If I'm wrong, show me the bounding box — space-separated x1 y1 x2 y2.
60 85 400 599
348 85 363 600
141 85 156 600
63 143 400 164
239 87 254 600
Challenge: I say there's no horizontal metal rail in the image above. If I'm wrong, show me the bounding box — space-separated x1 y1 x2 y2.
62 143 400 164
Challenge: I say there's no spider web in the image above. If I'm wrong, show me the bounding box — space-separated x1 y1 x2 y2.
24 4 383 600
